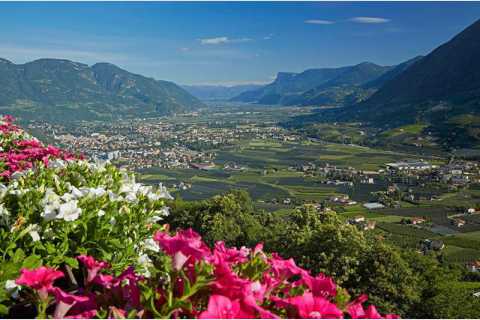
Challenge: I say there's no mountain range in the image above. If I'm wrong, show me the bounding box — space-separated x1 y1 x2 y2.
231 62 397 106
0 58 204 121
324 18 480 147
182 84 263 101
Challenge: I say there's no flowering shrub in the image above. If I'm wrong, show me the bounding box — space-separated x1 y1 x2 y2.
0 116 399 318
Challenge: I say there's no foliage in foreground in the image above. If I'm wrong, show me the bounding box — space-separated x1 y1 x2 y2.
167 192 480 318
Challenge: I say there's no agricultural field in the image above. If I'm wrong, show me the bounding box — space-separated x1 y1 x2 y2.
138 138 426 203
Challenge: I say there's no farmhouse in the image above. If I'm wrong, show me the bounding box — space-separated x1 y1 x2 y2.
467 260 480 273
452 218 466 227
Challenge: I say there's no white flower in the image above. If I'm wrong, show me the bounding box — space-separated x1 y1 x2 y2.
57 200 82 222
0 204 10 227
11 171 25 181
48 159 66 169
0 184 8 199
143 238 160 253
69 186 84 199
156 206 170 217
109 217 116 225
5 279 20 298
97 209 106 217
157 183 173 200
27 224 41 242
42 188 61 206
138 185 152 196
41 203 60 221
137 254 153 278
89 187 106 198
125 192 137 203
61 192 76 202
108 191 123 202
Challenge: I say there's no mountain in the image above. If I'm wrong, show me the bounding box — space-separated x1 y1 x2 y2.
334 19 480 147
363 56 424 89
0 58 204 121
182 84 264 101
230 62 392 106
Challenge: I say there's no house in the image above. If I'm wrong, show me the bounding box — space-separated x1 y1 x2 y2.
347 216 375 231
411 217 427 225
451 218 466 227
363 202 385 210
467 261 480 273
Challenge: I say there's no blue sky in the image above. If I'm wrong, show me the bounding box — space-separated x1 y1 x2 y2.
0 2 479 85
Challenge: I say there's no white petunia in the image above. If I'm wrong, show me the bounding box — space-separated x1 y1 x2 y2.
143 238 160 253
5 279 20 298
125 192 137 203
157 183 173 200
61 192 76 202
27 224 41 242
89 187 106 198
137 254 153 278
48 159 66 169
57 200 82 222
157 206 170 217
42 188 61 206
41 202 60 221
108 191 123 202
0 184 8 199
97 209 106 217
69 186 84 199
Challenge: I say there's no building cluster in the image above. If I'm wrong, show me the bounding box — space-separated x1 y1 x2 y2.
26 118 300 171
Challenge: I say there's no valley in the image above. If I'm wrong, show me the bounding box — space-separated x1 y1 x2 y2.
28 103 480 265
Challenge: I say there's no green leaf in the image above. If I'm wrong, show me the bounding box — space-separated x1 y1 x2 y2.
12 249 25 264
64 257 79 269
22 255 42 269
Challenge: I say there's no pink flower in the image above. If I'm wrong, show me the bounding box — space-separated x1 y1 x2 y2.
153 228 211 264
51 287 89 319
269 253 306 280
285 292 343 319
211 241 250 265
347 295 399 319
65 293 98 319
299 272 337 298
77 255 110 283
199 295 242 319
16 267 64 300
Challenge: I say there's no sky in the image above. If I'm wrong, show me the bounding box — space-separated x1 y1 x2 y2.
0 2 479 85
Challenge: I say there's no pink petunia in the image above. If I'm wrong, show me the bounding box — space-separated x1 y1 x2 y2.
299 272 337 298
77 255 110 283
153 228 211 265
211 241 250 266
199 295 242 319
51 287 90 319
16 267 64 301
284 292 343 319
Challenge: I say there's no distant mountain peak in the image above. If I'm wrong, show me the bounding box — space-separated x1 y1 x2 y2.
0 57 204 121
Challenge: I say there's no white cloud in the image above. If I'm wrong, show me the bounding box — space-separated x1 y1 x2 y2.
350 17 390 24
199 37 252 45
304 19 335 25
263 33 274 40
